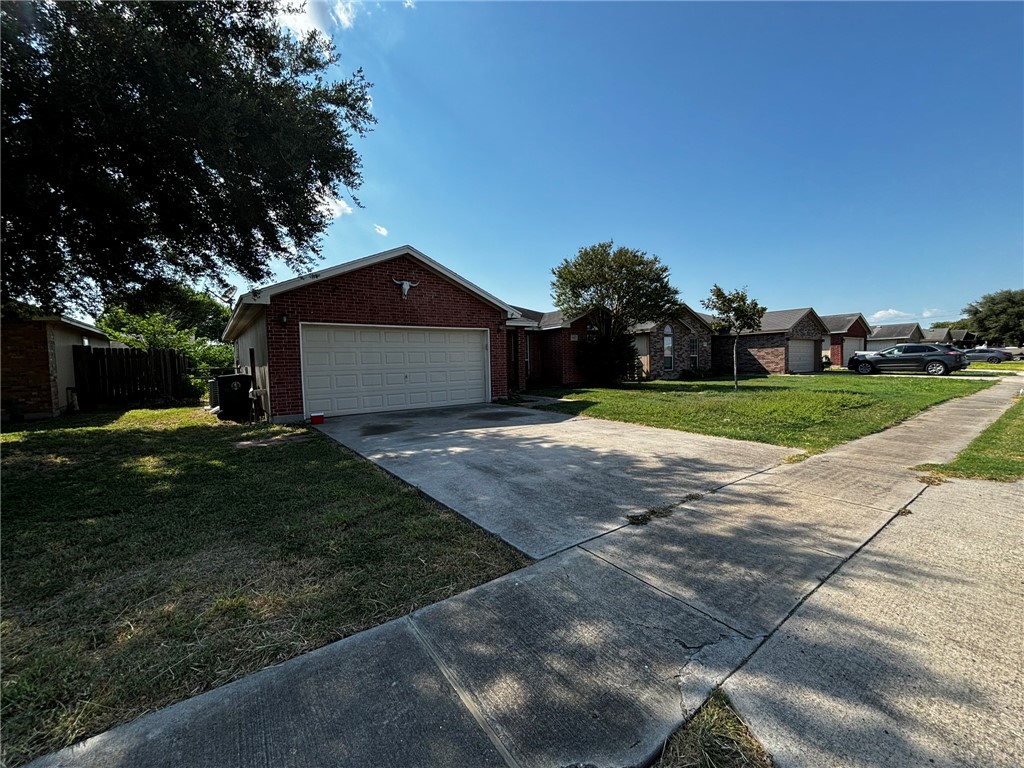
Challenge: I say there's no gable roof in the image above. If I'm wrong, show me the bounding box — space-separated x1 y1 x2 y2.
922 327 952 342
224 246 520 340
632 304 713 334
699 307 827 336
819 313 871 335
950 329 977 342
869 323 923 340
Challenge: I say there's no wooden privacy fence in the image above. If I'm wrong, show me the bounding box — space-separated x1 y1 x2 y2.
72 346 190 409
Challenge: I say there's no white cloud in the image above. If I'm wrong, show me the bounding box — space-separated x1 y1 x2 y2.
403 0 416 8
868 308 915 324
374 224 388 236
331 0 359 29
279 3 326 37
920 308 945 319
319 194 353 220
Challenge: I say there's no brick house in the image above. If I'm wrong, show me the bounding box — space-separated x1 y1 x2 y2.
223 246 522 421
632 304 714 378
1 314 112 419
819 313 873 367
700 308 829 374
866 323 923 351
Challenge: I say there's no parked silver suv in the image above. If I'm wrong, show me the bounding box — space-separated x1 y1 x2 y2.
848 344 969 376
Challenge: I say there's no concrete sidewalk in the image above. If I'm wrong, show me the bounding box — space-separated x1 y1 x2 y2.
726 478 1024 768
30 378 1022 768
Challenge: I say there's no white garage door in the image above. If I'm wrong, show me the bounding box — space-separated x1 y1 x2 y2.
301 324 488 417
842 337 864 365
788 339 816 372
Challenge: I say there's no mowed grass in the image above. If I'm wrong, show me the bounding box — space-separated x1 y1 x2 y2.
0 409 530 767
916 398 1024 481
966 360 1024 372
534 376 995 453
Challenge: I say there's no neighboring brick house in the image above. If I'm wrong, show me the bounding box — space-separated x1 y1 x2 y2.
866 323 923 351
819 313 873 367
1 314 112 420
701 308 829 374
223 246 520 421
632 304 714 378
508 308 590 388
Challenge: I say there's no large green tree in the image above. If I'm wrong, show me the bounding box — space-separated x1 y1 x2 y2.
962 289 1024 346
701 285 767 391
551 241 682 384
929 319 974 331
1 0 375 314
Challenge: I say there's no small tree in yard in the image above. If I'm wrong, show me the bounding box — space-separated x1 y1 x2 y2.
701 285 767 391
552 242 682 385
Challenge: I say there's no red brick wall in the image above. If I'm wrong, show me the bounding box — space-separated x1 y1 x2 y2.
266 256 507 417
1 320 58 418
536 328 564 386
712 332 787 374
562 317 590 385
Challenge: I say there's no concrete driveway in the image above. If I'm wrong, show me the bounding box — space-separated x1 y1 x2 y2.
316 403 800 558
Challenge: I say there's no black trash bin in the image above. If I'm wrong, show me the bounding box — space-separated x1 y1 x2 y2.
216 374 252 422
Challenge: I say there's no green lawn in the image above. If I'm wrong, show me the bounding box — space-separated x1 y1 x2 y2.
916 398 1024 481
533 376 996 453
966 360 1024 372
0 409 530 767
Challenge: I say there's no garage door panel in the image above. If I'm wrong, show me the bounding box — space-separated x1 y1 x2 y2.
788 339 816 372
306 374 332 390
301 324 488 416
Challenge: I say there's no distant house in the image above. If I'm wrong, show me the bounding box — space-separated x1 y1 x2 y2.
866 323 924 351
922 327 952 344
1 313 112 419
699 307 830 374
949 329 978 348
819 313 873 366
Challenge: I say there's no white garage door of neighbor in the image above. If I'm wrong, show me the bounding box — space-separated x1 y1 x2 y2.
788 339 816 372
301 324 488 417
842 337 864 365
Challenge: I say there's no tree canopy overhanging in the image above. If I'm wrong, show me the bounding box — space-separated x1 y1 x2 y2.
1 0 375 313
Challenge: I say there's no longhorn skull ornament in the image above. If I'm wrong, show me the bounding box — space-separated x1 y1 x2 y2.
392 278 419 299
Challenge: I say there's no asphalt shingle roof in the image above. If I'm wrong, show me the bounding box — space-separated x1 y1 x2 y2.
869 323 921 340
819 313 865 334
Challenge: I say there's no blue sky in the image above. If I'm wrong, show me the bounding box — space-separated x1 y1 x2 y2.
266 0 1024 326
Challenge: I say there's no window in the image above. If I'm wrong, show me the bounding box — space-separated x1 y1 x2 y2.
689 337 699 370
663 325 674 370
